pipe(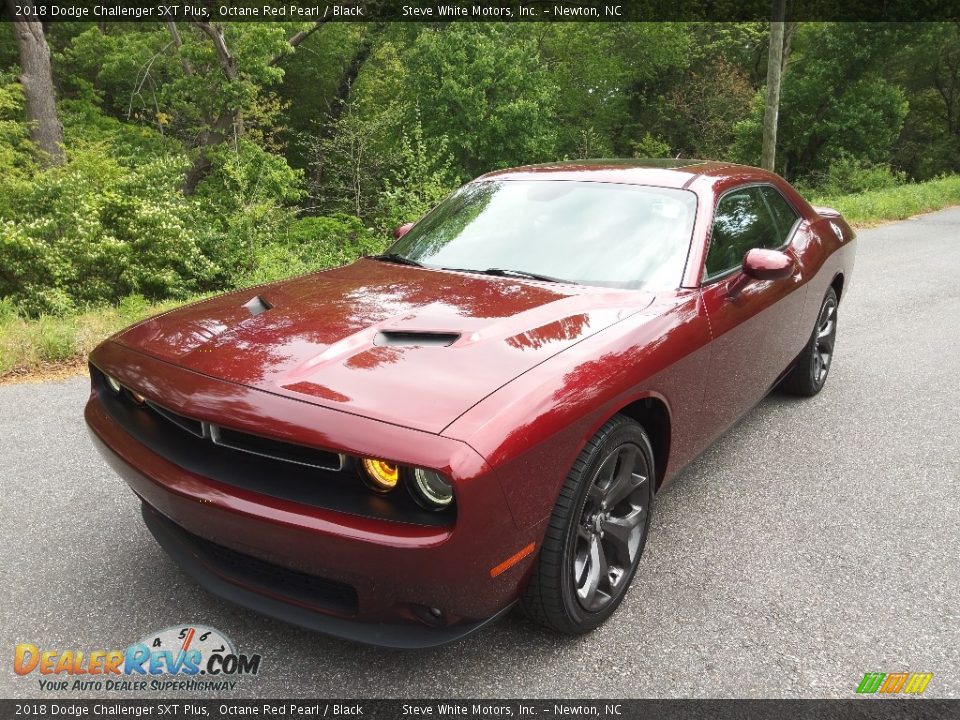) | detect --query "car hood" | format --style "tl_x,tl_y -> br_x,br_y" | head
116,259 -> 654,433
